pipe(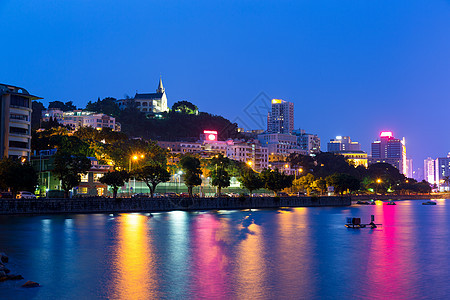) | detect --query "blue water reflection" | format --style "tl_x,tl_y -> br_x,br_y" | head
1,200 -> 450,299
